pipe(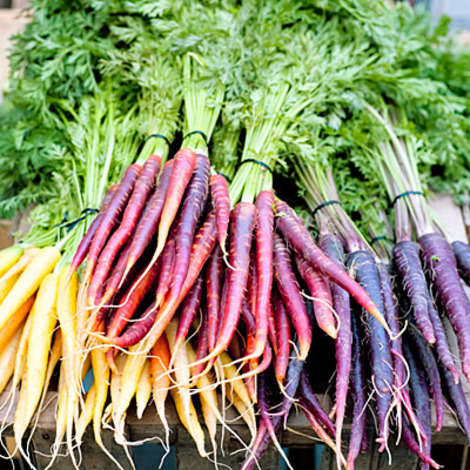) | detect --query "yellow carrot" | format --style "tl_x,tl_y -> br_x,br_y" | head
0,247 -> 60,332
0,273 -> 20,305
0,327 -> 22,394
76,384 -> 96,443
219,352 -> 252,408
0,245 -> 24,278
0,295 -> 34,353
136,360 -> 152,419
14,273 -> 58,444
0,247 -> 39,284
11,305 -> 34,388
